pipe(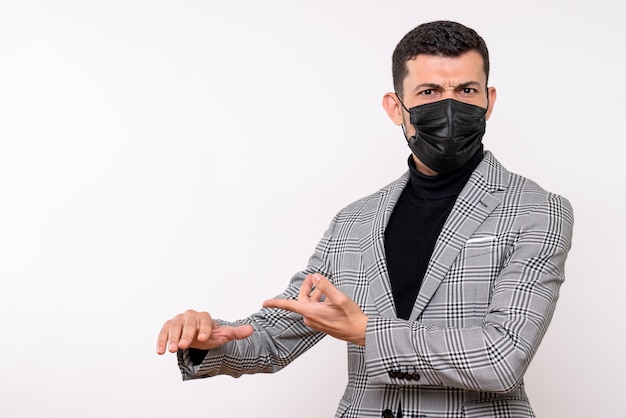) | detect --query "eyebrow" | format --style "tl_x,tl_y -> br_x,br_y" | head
412,81 -> 482,92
